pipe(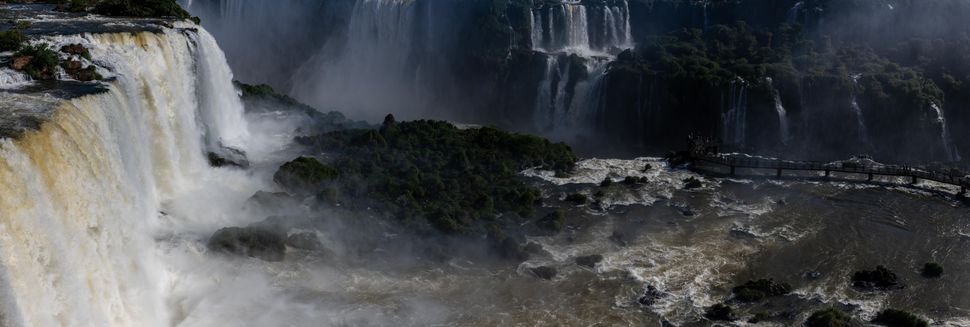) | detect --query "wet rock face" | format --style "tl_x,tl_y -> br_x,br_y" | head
286,232 -> 321,251
9,55 -> 32,70
531,266 -> 558,280
207,227 -> 286,262
575,254 -> 603,268
637,285 -> 667,306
